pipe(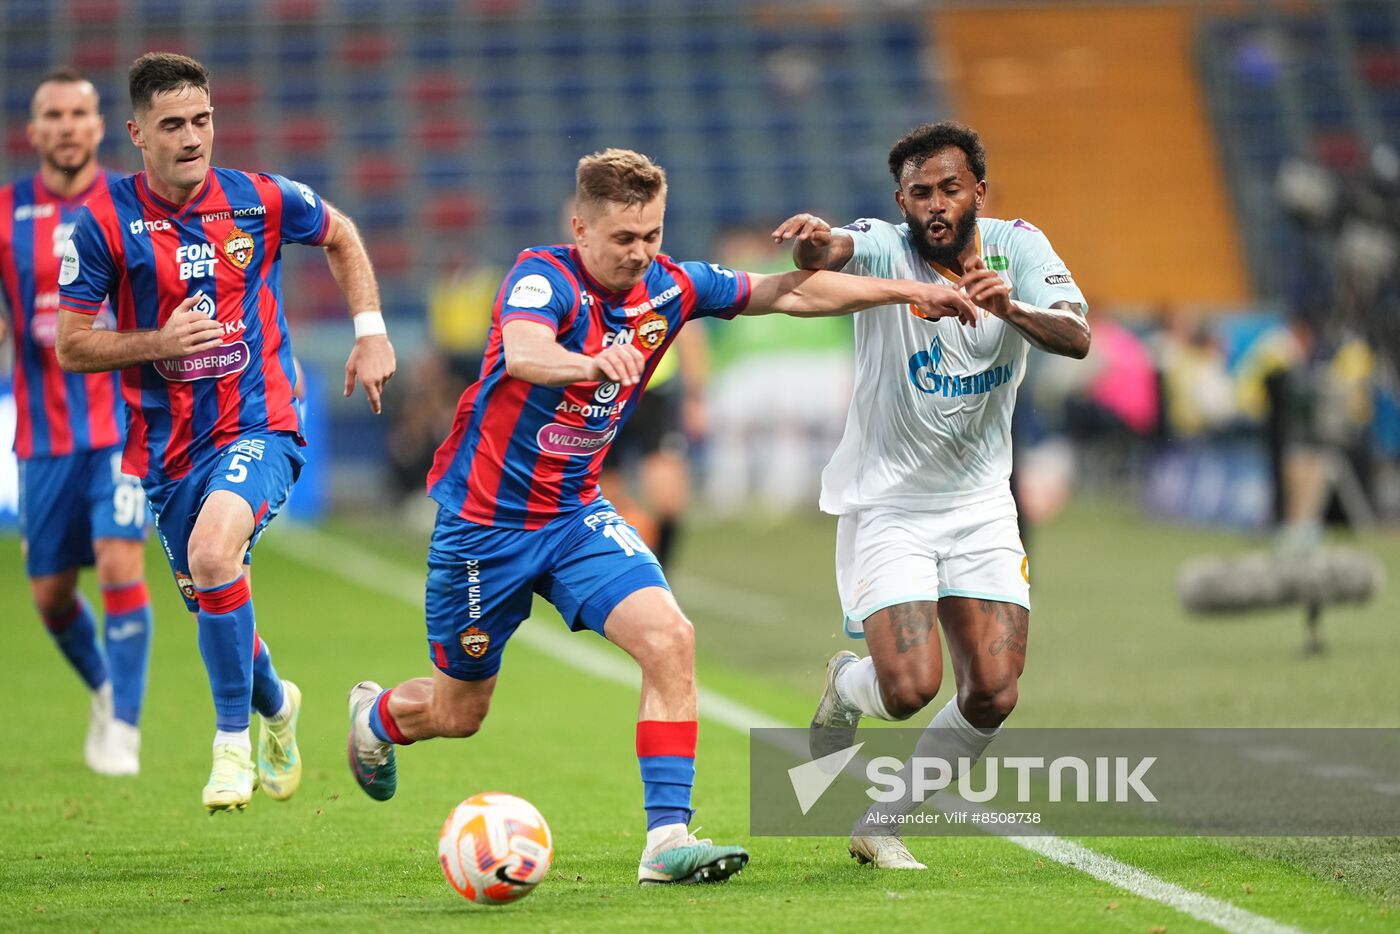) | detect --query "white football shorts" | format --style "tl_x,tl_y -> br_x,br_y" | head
835,490 -> 1030,638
